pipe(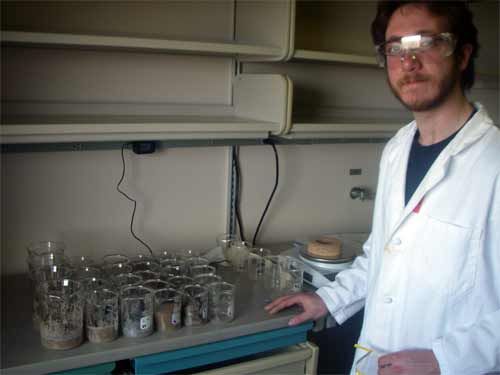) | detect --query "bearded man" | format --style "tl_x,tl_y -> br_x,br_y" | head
266,2 -> 500,374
